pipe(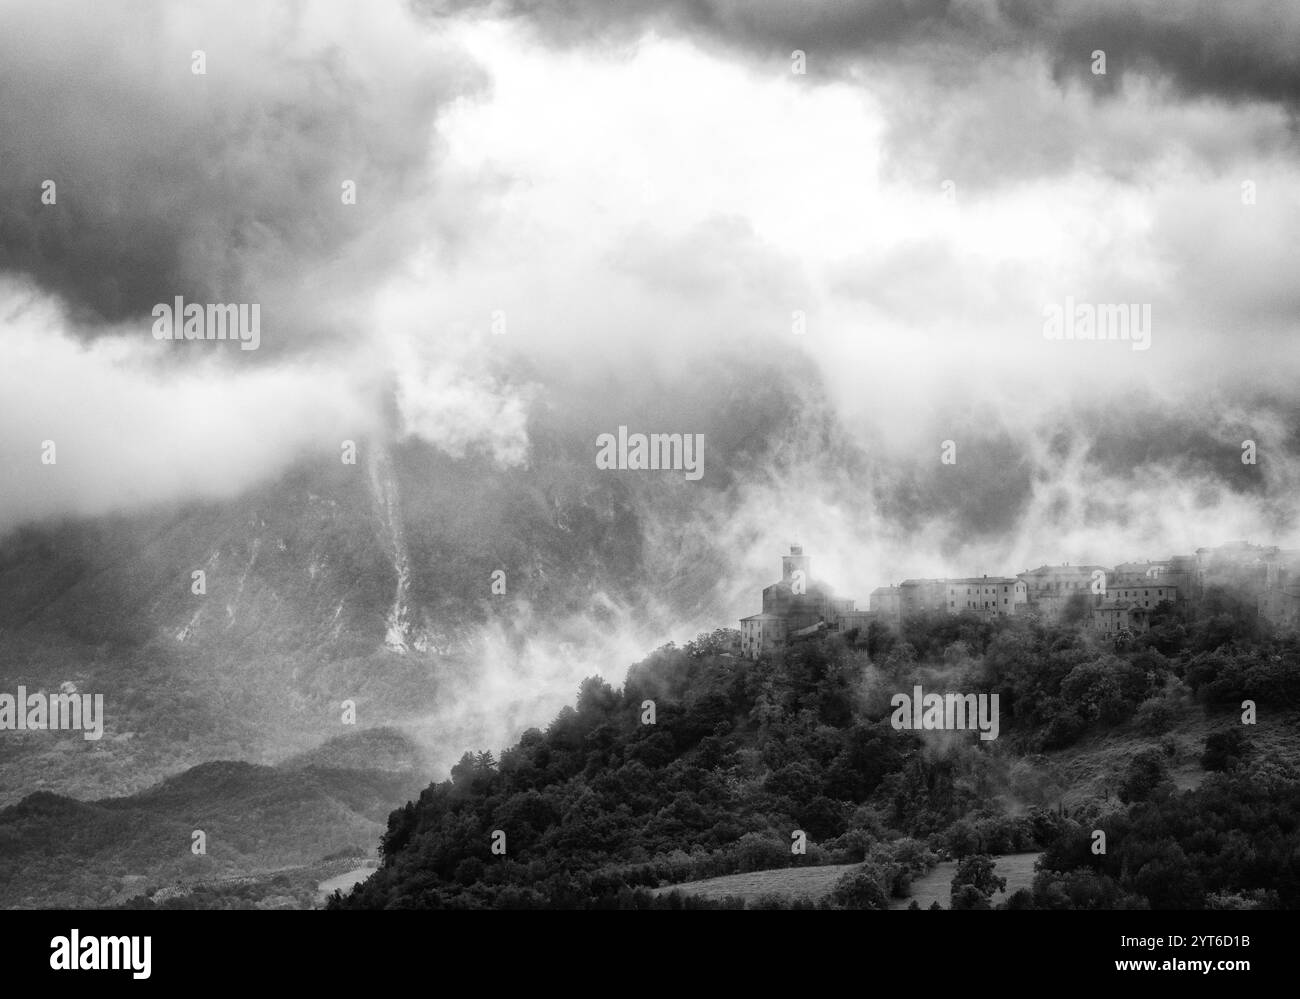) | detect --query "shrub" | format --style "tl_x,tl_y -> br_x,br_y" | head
1117,749 -> 1173,804
830,864 -> 891,910
1201,728 -> 1248,773
1134,698 -> 1174,736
